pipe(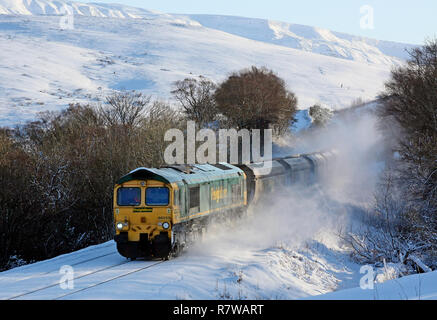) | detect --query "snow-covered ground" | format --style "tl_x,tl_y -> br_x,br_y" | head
3,232 -> 435,300
0,0 -> 412,126
0,191 -> 365,300
314,270 -> 437,300
0,238 -> 360,300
